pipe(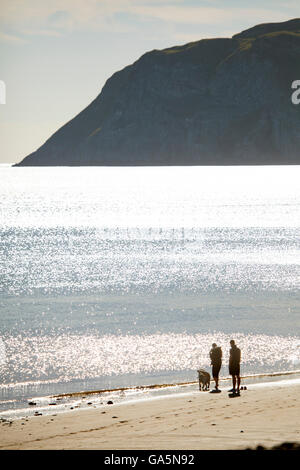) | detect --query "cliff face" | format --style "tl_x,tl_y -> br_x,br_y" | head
16,18 -> 300,166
